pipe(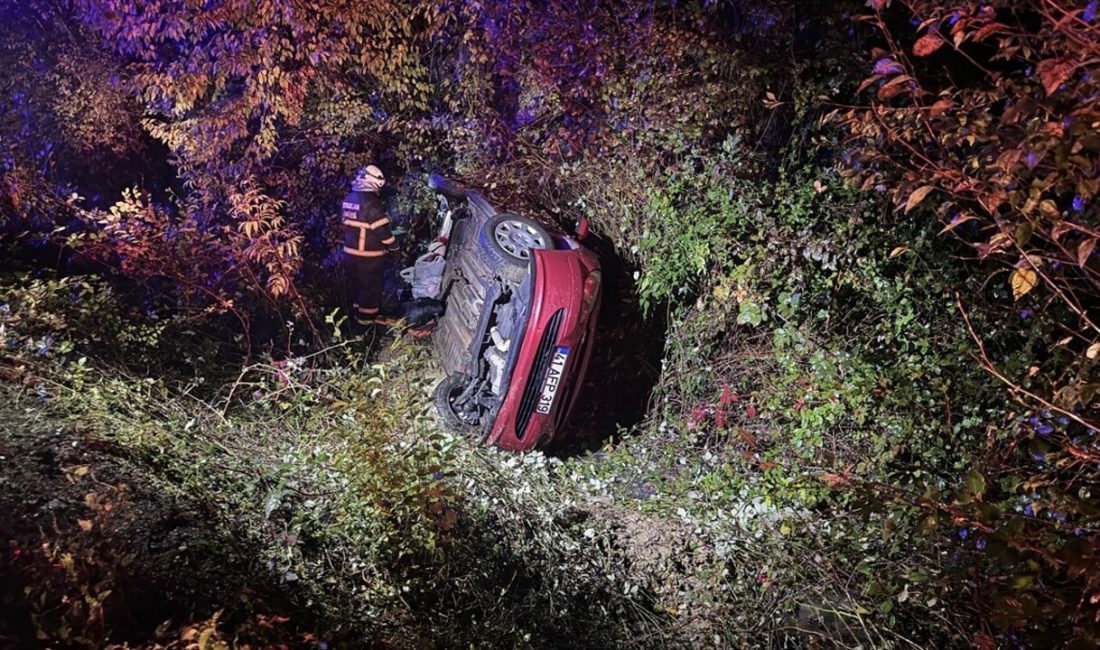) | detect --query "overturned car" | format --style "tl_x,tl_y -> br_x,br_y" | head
426,175 -> 601,451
